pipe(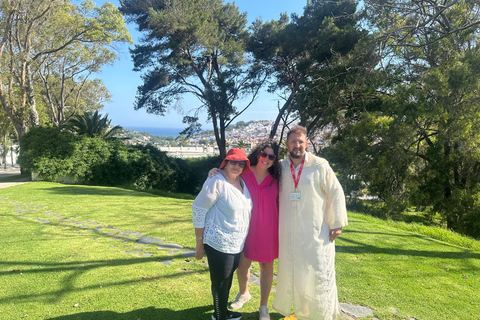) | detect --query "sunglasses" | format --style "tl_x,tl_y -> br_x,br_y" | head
228,160 -> 247,168
259,150 -> 276,161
